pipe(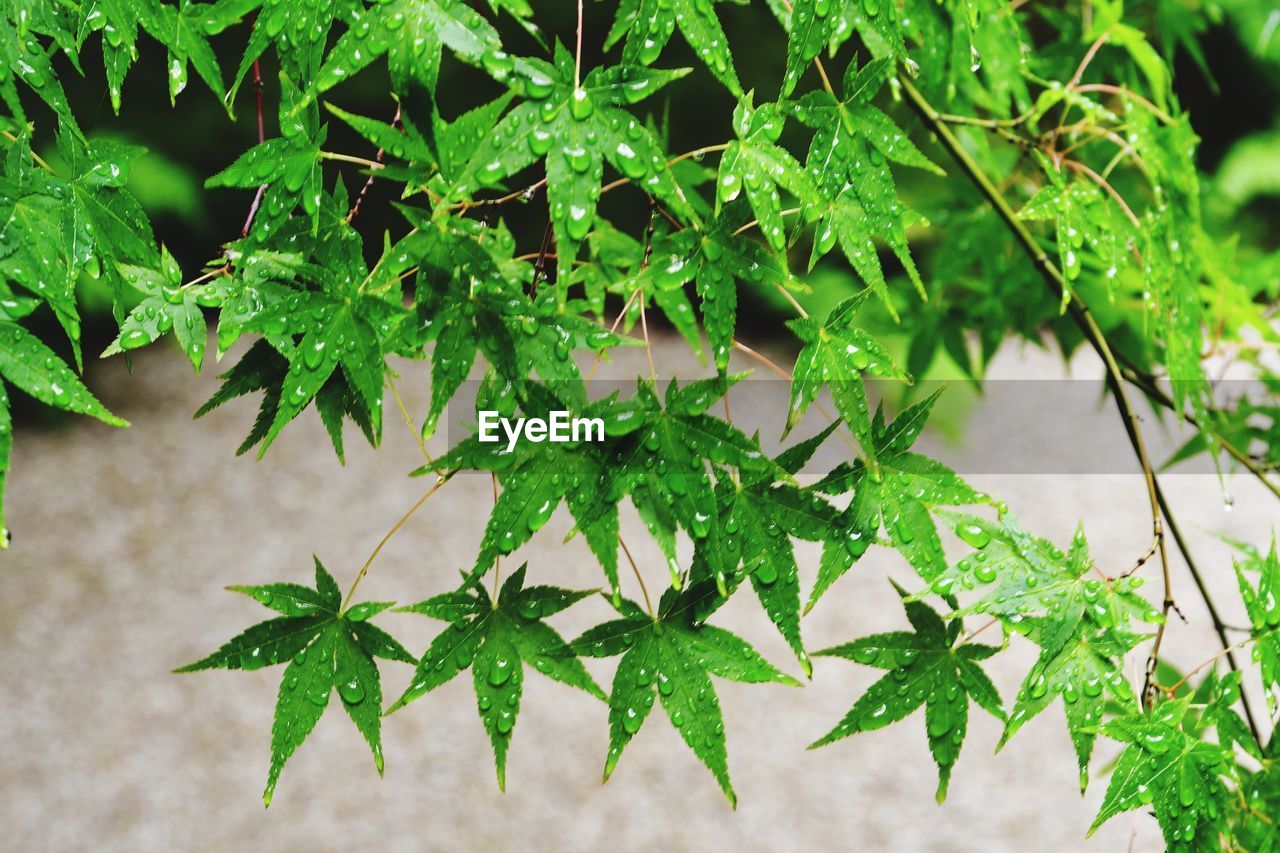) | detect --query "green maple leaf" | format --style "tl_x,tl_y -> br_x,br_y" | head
920,514 -> 1157,786
105,247 -> 209,371
785,289 -> 906,456
1089,698 -> 1232,850
458,46 -> 694,271
1235,537 -> 1280,702
0,13 -> 80,131
201,192 -> 404,456
1,130 -> 156,364
573,585 -> 800,805
1019,155 -> 1133,305
926,514 -> 1164,658
314,0 -> 506,104
707,421 -> 842,673
389,564 -> 604,789
403,213 -> 634,437
419,384 -> 622,595
1002,620 -> 1143,790
716,98 -> 818,255
788,57 -> 941,317
810,583 -> 1004,802
176,557 -> 414,806
595,375 -> 784,595
807,389 -> 984,607
781,0 -> 908,97
631,207 -> 792,371
607,0 -> 743,96
140,0 -> 237,106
